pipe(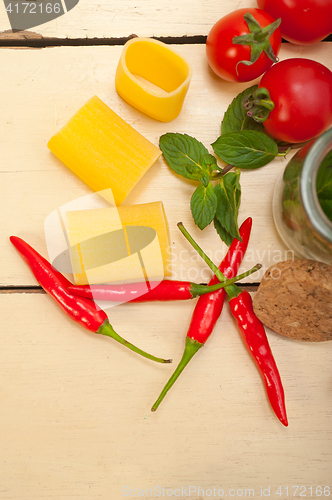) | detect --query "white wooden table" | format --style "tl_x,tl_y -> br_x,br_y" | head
1,2 -> 332,499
